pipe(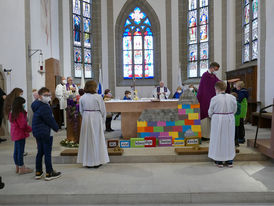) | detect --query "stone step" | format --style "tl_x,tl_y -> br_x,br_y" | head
1,192 -> 274,205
